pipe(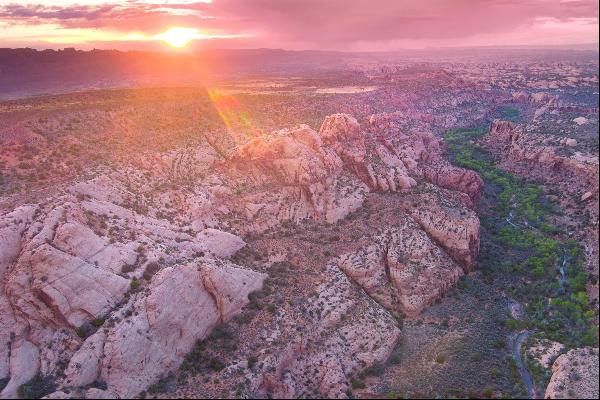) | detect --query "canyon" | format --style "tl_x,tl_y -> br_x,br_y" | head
0,47 -> 598,399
